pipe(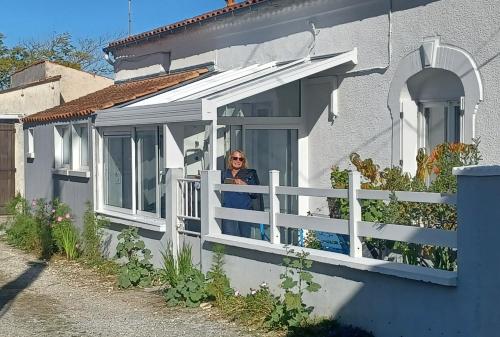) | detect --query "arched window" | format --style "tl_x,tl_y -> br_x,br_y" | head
388,38 -> 483,174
